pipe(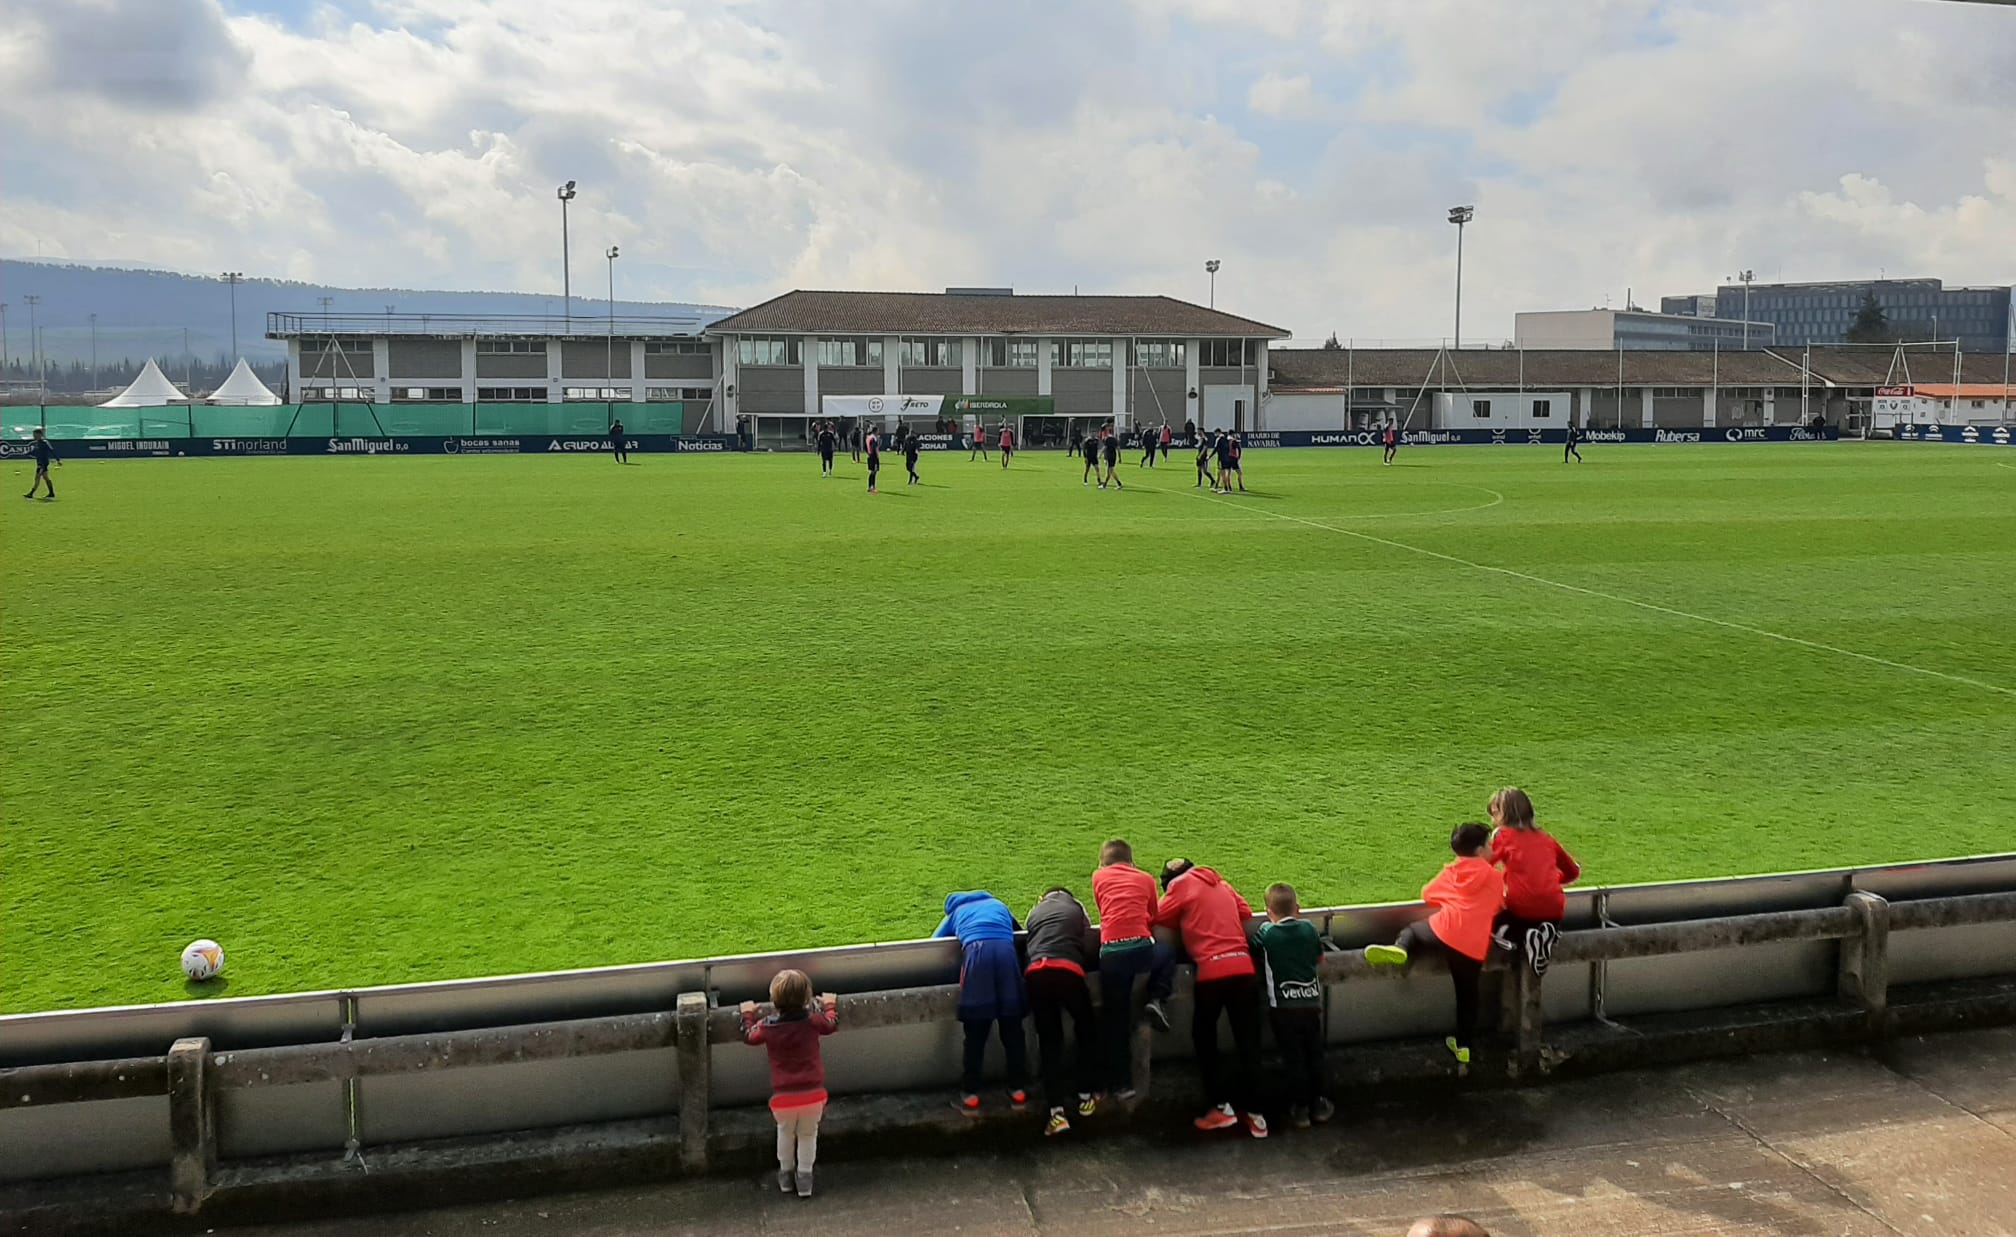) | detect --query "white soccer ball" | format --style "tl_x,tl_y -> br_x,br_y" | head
181,939 -> 225,982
